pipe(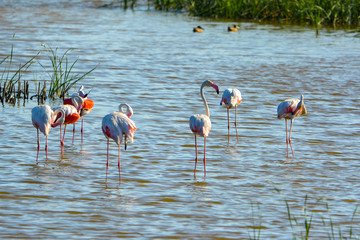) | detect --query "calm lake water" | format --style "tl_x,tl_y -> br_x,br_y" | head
1,0 -> 359,239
